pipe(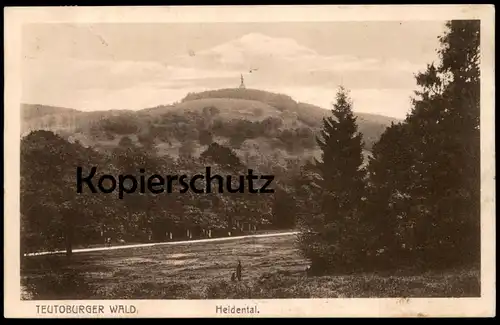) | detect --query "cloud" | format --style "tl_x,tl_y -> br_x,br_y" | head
197,33 -> 318,61
22,32 -> 424,118
175,33 -> 423,76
